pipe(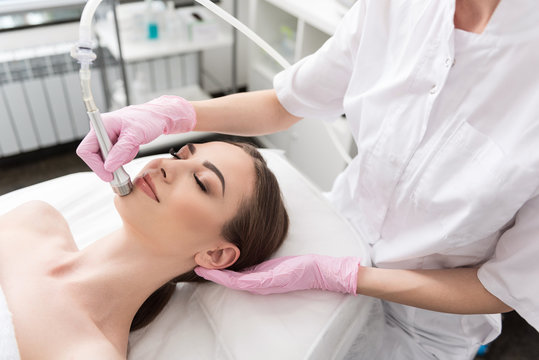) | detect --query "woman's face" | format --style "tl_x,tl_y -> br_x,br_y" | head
115,141 -> 255,258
